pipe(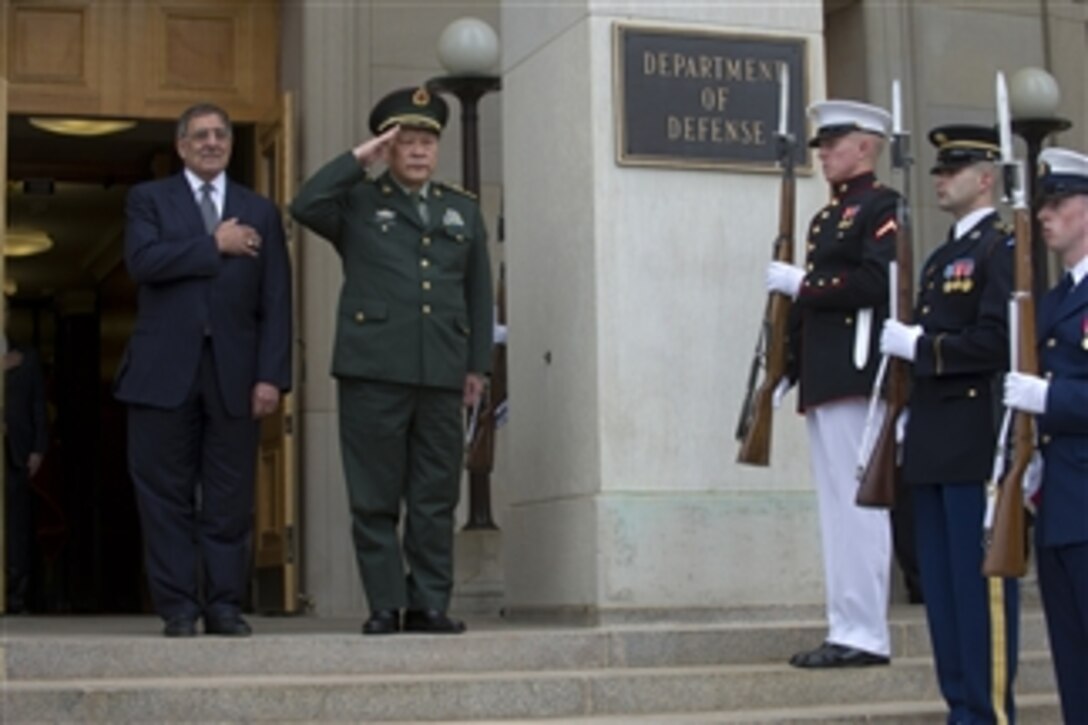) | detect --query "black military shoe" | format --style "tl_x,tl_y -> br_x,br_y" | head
403,609 -> 465,634
162,616 -> 198,638
790,641 -> 889,668
362,609 -> 401,635
204,614 -> 252,637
